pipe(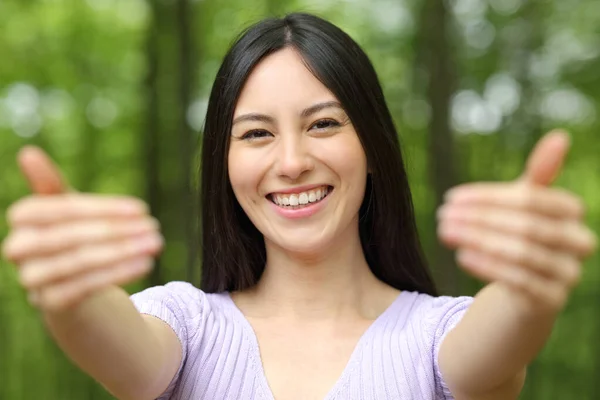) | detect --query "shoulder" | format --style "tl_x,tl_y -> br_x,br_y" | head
129,283 -> 250,399
401,291 -> 473,333
392,291 -> 473,351
372,290 -> 473,350
129,281 -> 235,334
